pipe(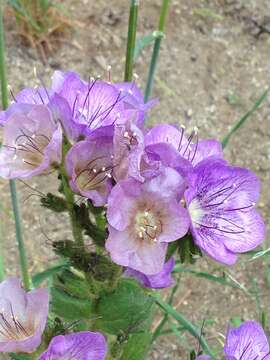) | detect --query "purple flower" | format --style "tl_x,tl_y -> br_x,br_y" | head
114,81 -> 157,127
106,168 -> 190,274
185,160 -> 266,265
0,104 -> 62,179
224,321 -> 270,359
0,278 -> 49,353
112,119 -> 145,182
65,133 -> 113,206
196,356 -> 212,360
144,124 -> 223,168
39,331 -> 107,360
124,257 -> 175,289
